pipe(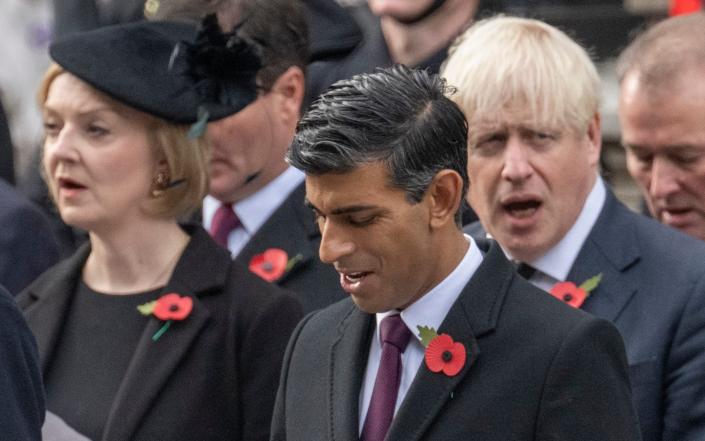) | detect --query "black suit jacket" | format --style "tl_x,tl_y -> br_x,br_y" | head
233,183 -> 345,313
18,225 -> 303,441
272,239 -> 641,440
465,191 -> 705,441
